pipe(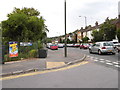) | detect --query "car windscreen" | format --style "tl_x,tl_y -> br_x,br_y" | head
83,43 -> 89,45
51,44 -> 57,46
103,42 -> 113,46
